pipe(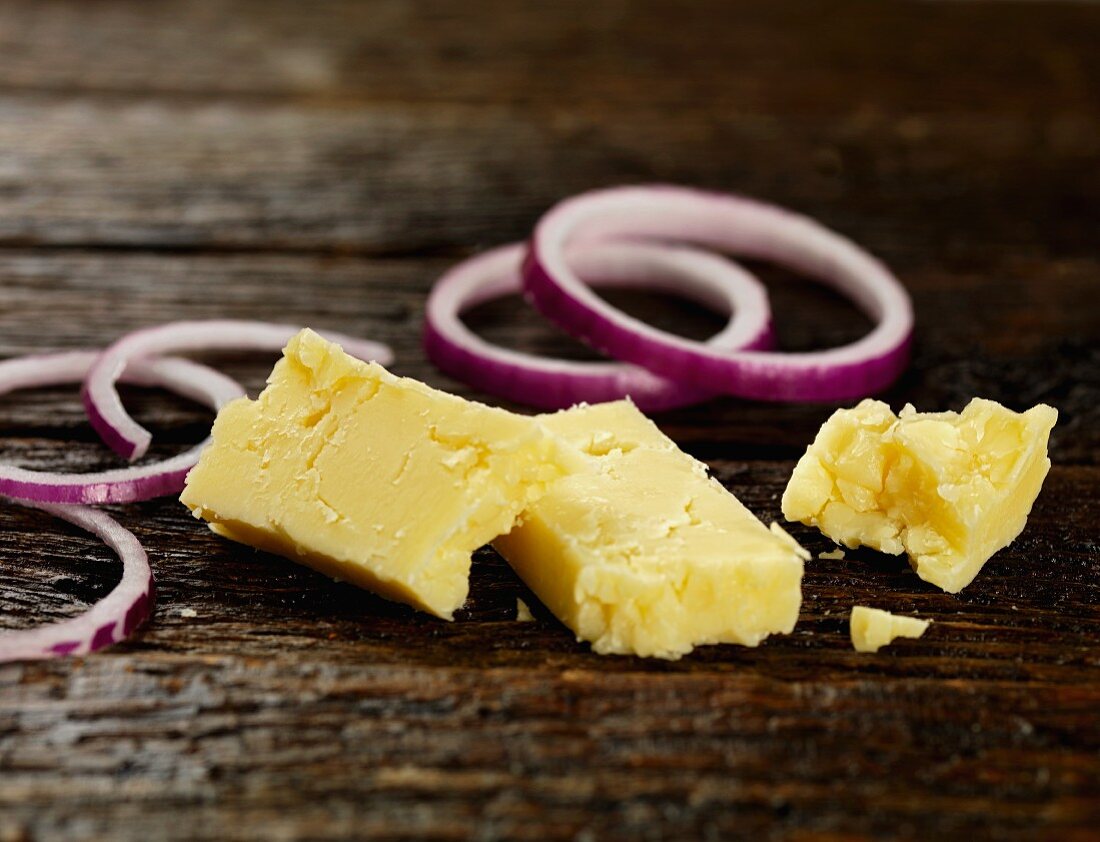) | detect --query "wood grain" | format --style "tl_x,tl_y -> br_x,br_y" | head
0,0 -> 1095,116
0,97 -> 1093,257
1,465 -> 1098,841
0,1 -> 1097,839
